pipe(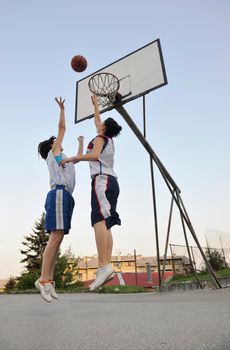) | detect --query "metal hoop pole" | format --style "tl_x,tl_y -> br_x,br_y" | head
162,195 -> 174,282
142,96 -> 161,290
